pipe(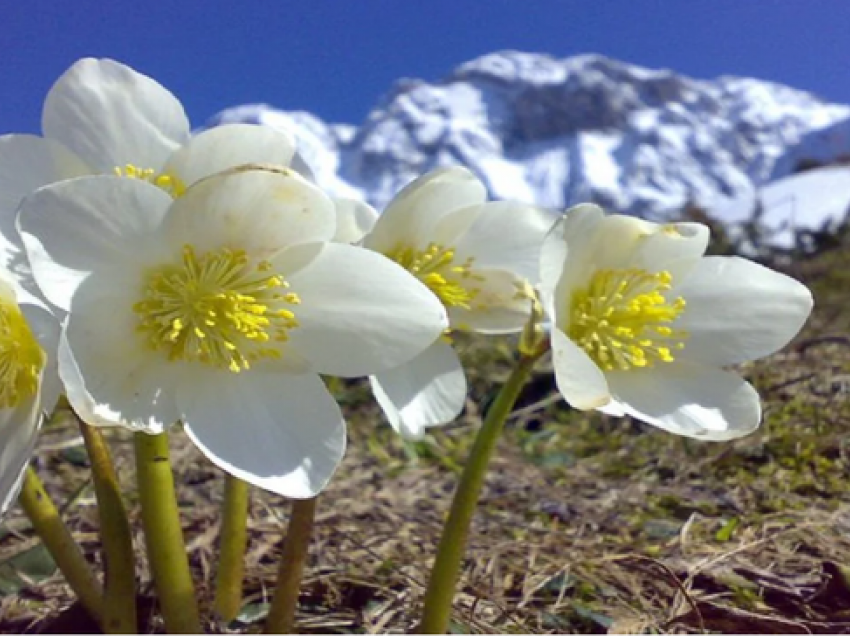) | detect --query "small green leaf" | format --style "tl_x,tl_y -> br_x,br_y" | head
233,602 -> 269,625
715,516 -> 740,542
60,445 -> 90,467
